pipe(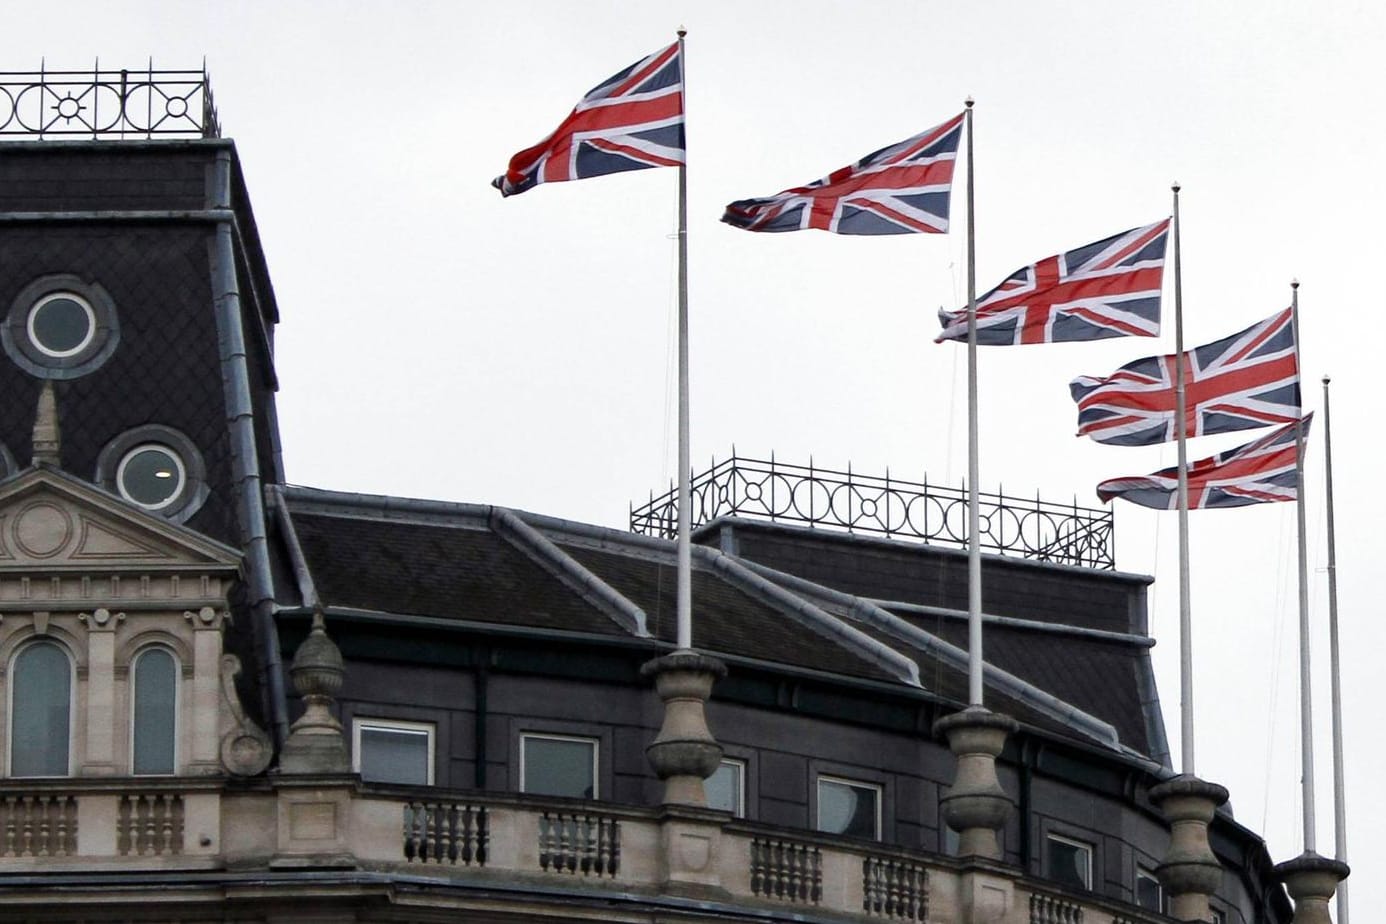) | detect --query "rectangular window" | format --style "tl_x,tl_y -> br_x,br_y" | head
352,718 -> 434,785
521,733 -> 597,799
1210,909 -> 1227,924
816,776 -> 881,840
706,759 -> 745,816
1136,867 -> 1163,911
1045,834 -> 1093,891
